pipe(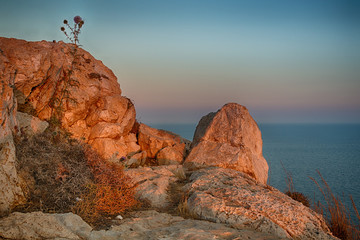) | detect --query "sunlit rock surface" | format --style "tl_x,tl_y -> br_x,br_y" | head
185,103 -> 269,184
138,123 -> 188,164
0,210 -> 281,240
184,167 -> 336,240
125,165 -> 185,209
0,37 -> 137,159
